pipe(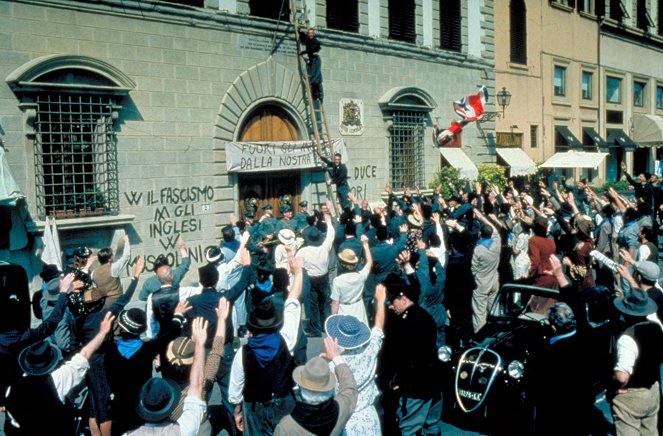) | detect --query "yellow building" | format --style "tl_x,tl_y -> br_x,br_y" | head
495,0 -> 663,184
